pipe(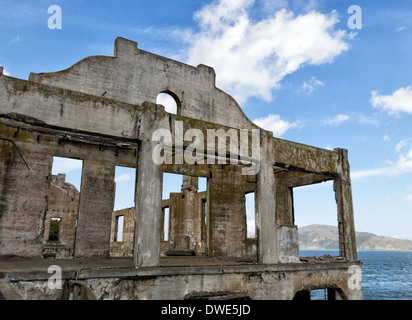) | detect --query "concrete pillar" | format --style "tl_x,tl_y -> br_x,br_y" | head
133,137 -> 163,267
207,166 -> 246,258
255,131 -> 278,264
334,148 -> 357,261
275,172 -> 299,263
181,175 -> 198,192
167,190 -> 200,255
275,172 -> 294,226
75,160 -> 115,257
